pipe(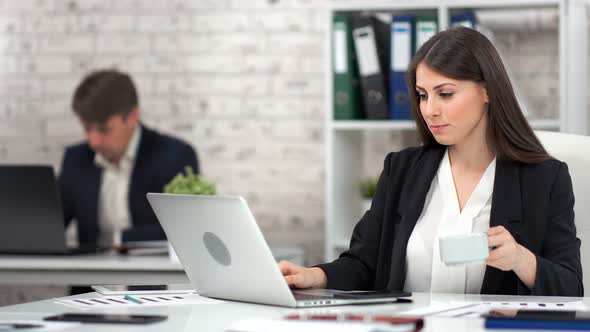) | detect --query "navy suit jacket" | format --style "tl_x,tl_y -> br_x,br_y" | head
318,145 -> 583,296
58,124 -> 199,245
